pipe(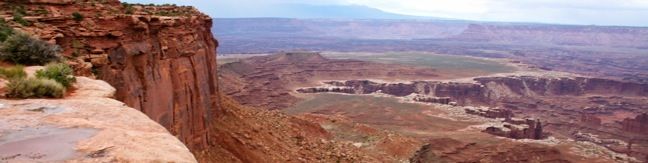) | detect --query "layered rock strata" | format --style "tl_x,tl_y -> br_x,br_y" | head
298,76 -> 648,106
